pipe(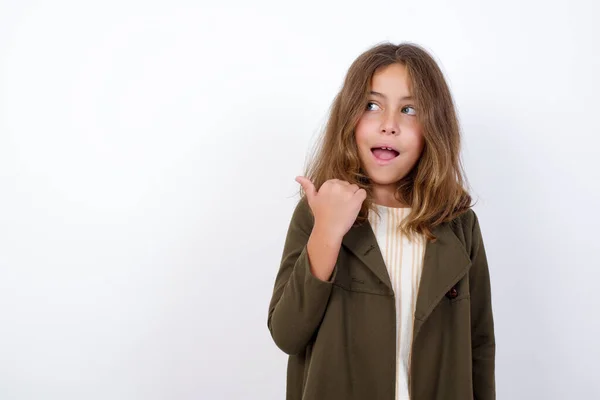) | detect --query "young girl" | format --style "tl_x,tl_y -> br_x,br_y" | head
267,42 -> 495,400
